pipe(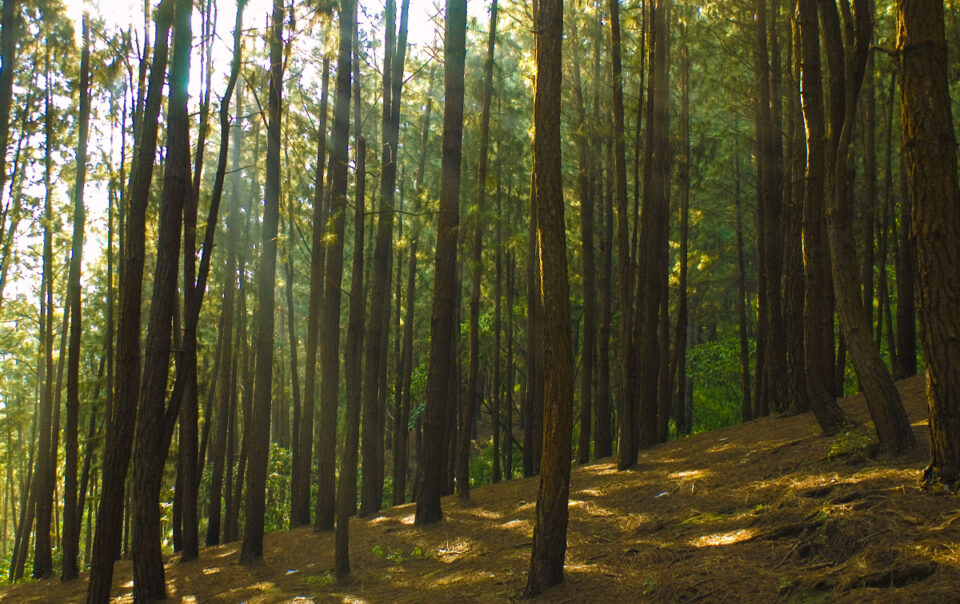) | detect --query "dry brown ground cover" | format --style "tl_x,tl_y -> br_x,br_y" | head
3,376 -> 960,603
